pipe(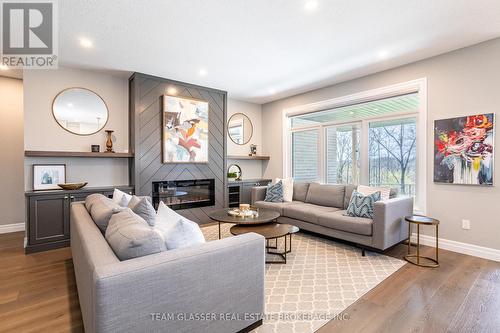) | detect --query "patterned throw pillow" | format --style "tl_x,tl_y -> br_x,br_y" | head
264,180 -> 284,202
346,190 -> 381,219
